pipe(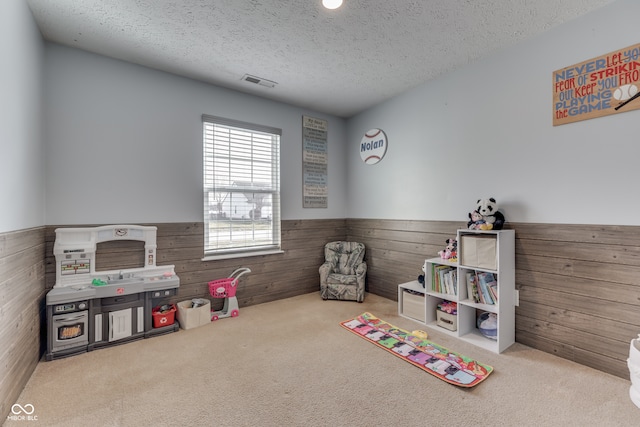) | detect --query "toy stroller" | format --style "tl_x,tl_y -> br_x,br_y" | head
208,267 -> 251,321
